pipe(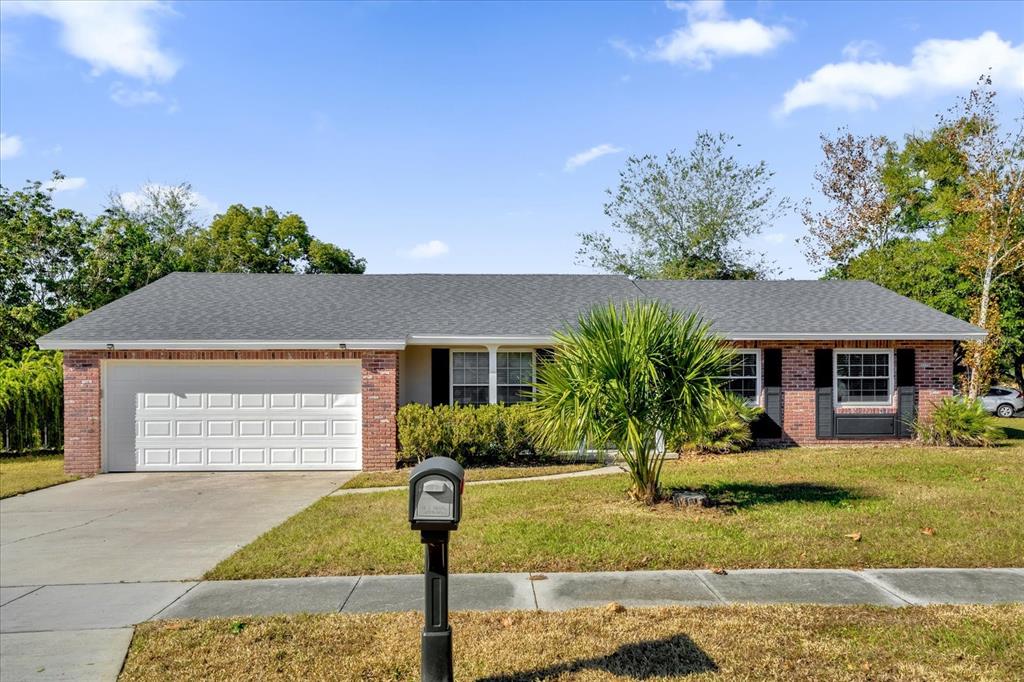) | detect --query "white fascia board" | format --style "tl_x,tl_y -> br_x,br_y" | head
35,339 -> 407,351
406,335 -> 555,346
723,332 -> 987,341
